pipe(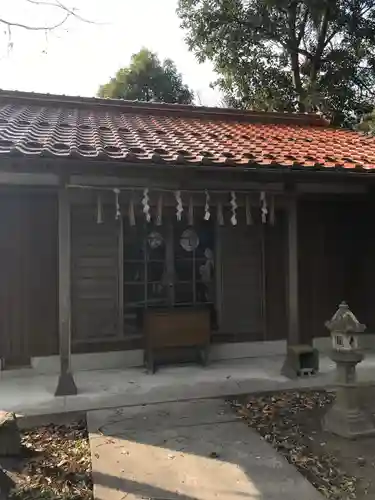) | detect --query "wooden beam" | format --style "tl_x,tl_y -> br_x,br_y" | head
287,196 -> 299,345
296,182 -> 367,194
0,172 -> 59,185
55,187 -> 77,396
70,174 -> 285,193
